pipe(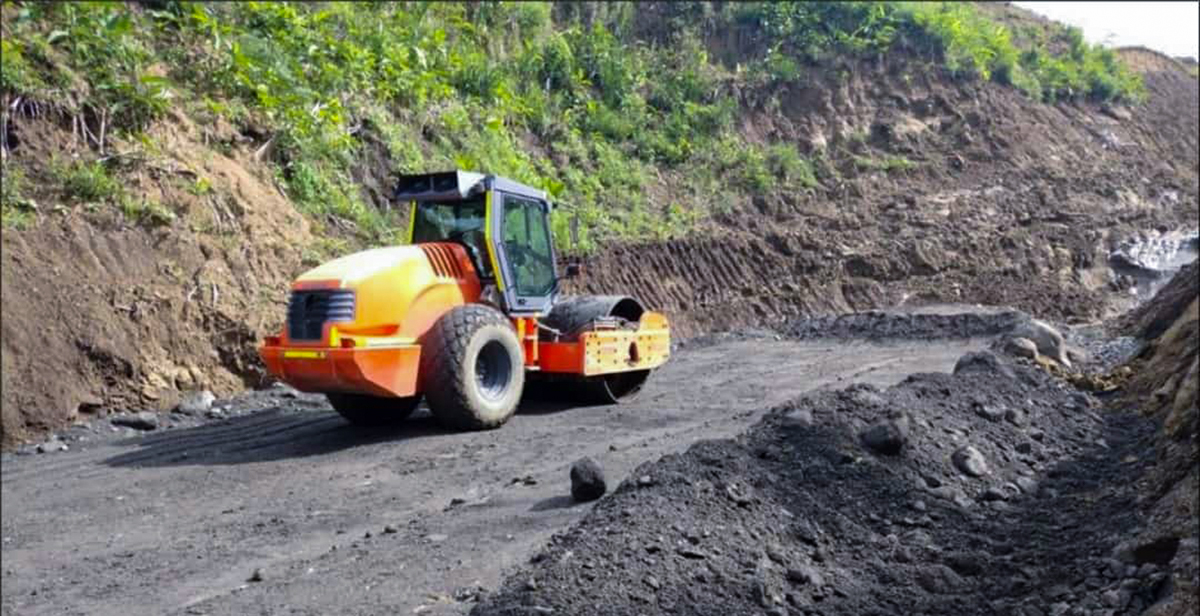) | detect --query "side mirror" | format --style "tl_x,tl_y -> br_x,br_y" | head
564,262 -> 582,278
